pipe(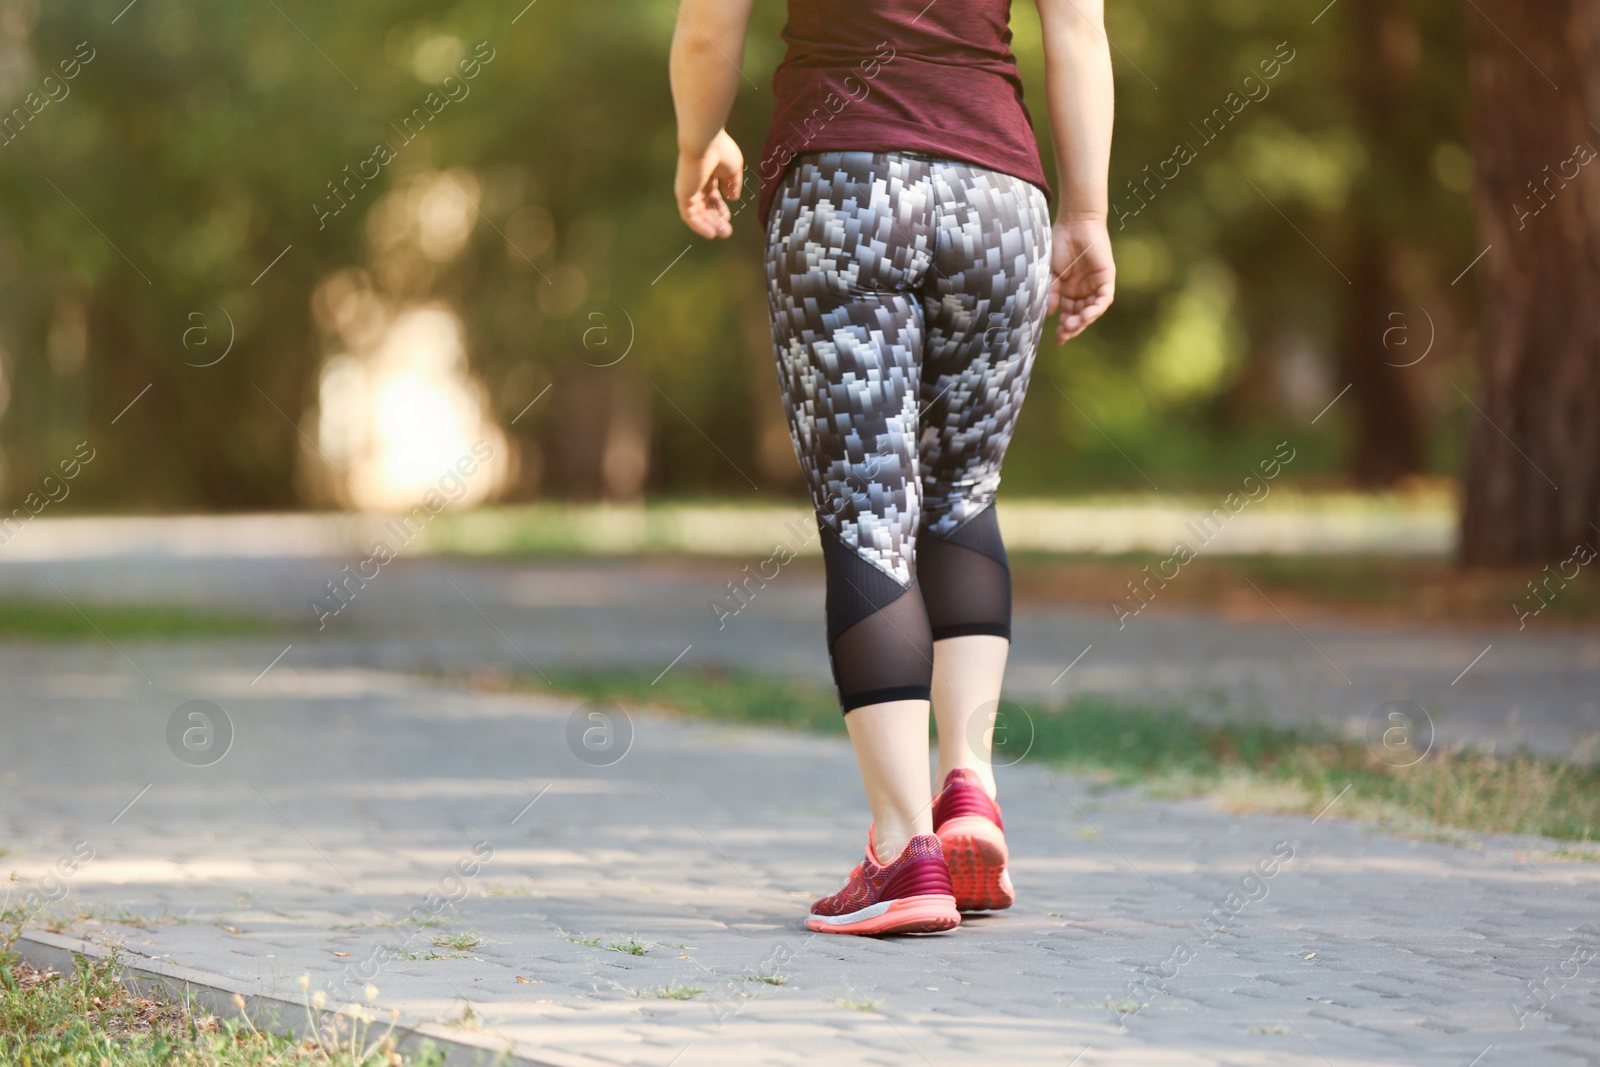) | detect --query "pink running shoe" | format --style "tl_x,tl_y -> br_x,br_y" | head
806,832 -> 961,935
933,769 -> 1014,912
